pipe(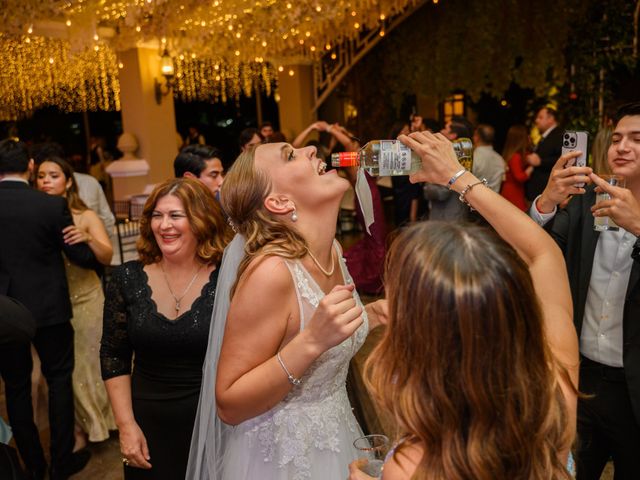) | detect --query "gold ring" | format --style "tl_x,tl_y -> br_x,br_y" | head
122,457 -> 130,466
